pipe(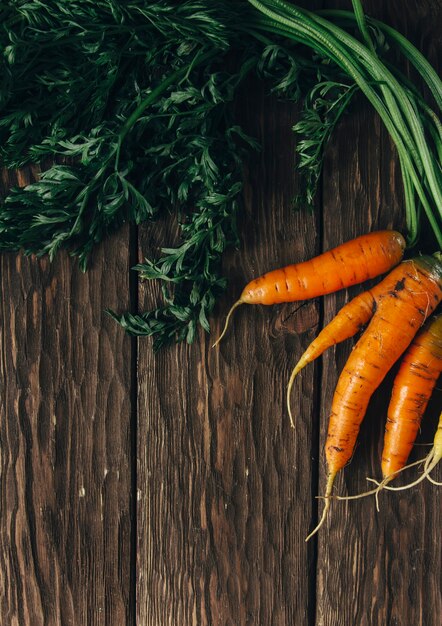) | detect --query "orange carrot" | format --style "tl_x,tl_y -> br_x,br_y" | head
335,312 -> 442,506
370,411 -> 442,493
287,257 -> 439,427
213,230 -> 405,346
306,254 -> 442,540
287,277 -> 397,426
381,313 -> 442,480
